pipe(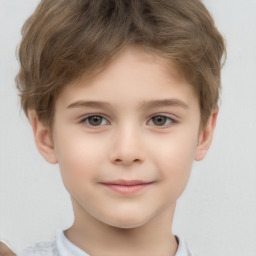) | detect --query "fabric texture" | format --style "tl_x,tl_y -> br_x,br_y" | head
18,229 -> 195,256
